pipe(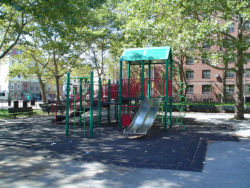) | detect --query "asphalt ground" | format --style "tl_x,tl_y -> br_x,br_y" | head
0,112 -> 249,188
